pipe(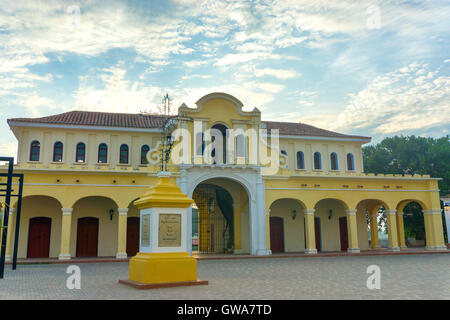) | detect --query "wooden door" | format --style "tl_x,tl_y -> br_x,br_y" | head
270,217 -> 284,253
27,217 -> 51,258
126,217 -> 140,256
339,217 -> 349,251
314,217 -> 321,252
76,217 -> 99,257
